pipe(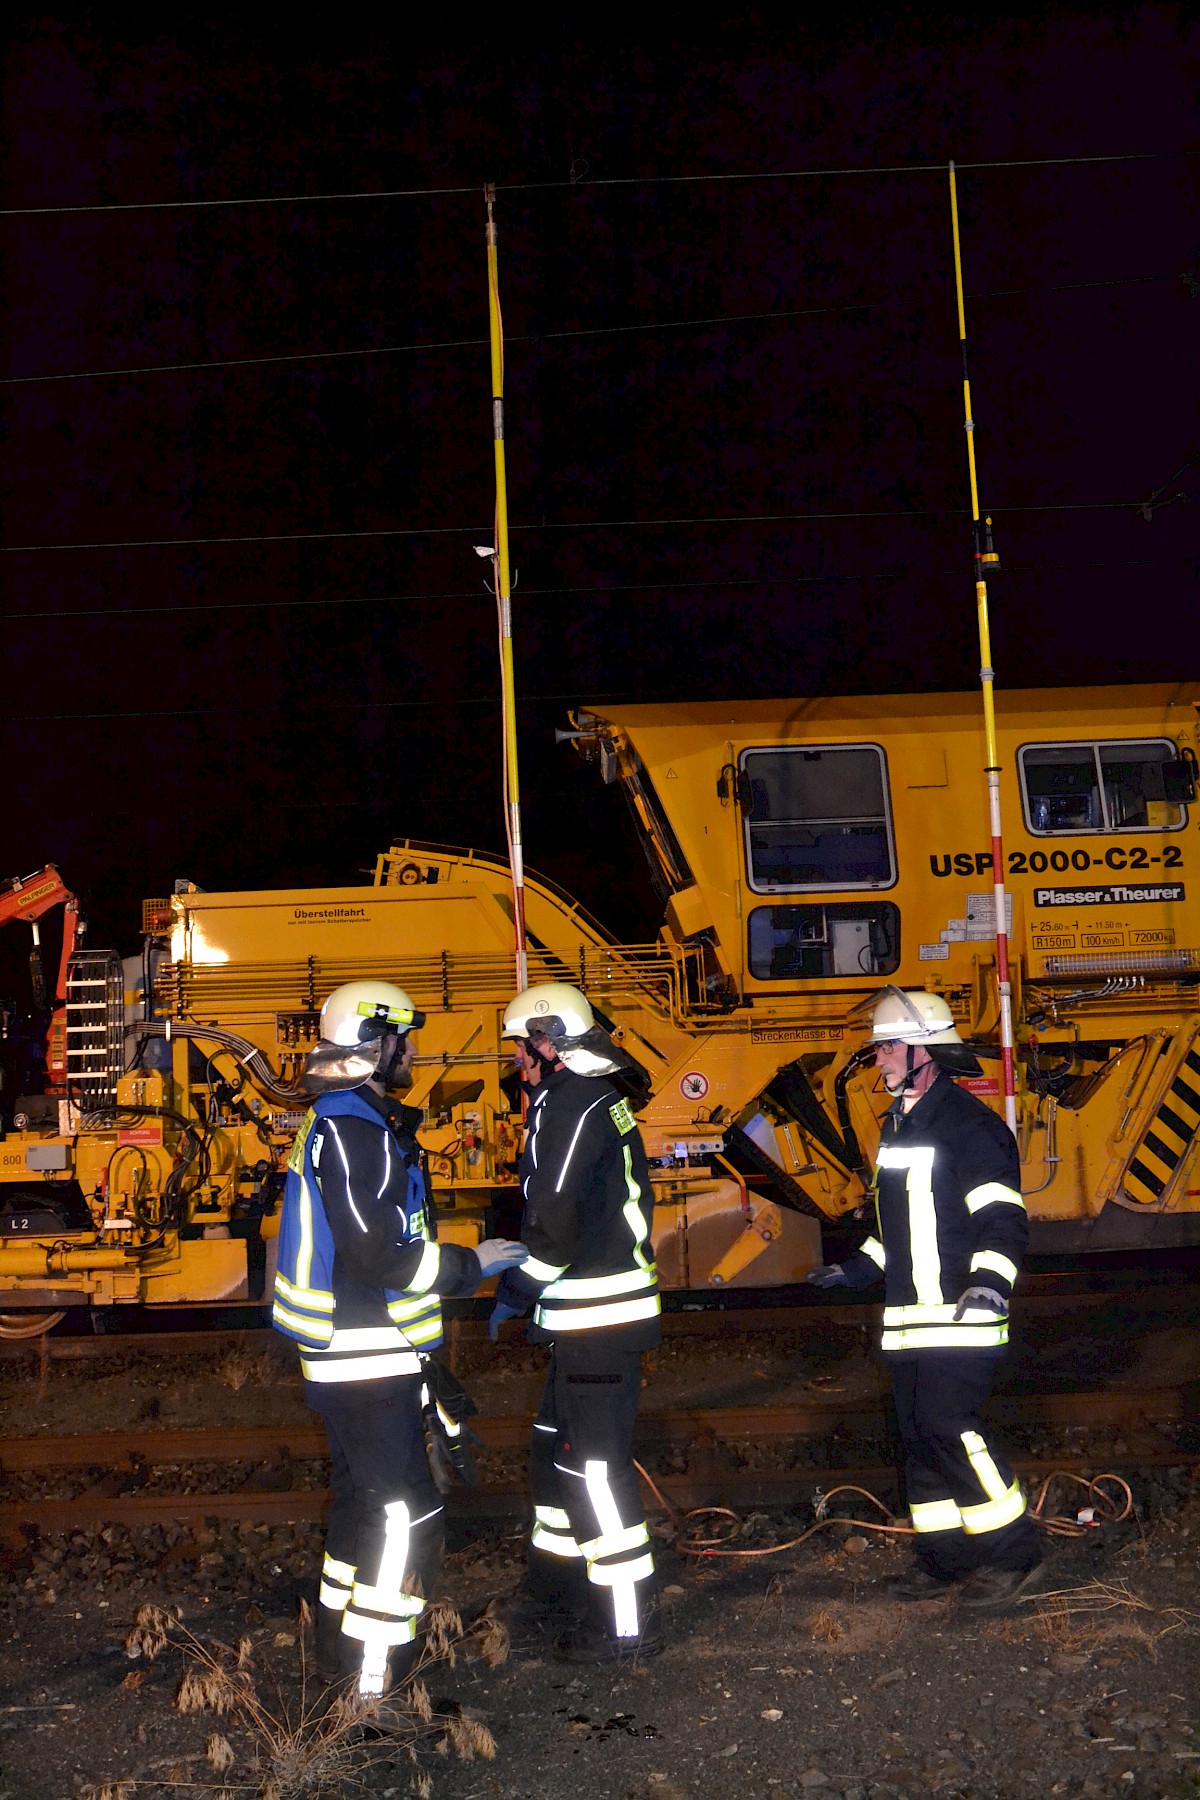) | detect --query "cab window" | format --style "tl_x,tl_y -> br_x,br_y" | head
1019,740 -> 1188,834
739,744 -> 896,892
749,902 -> 901,979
